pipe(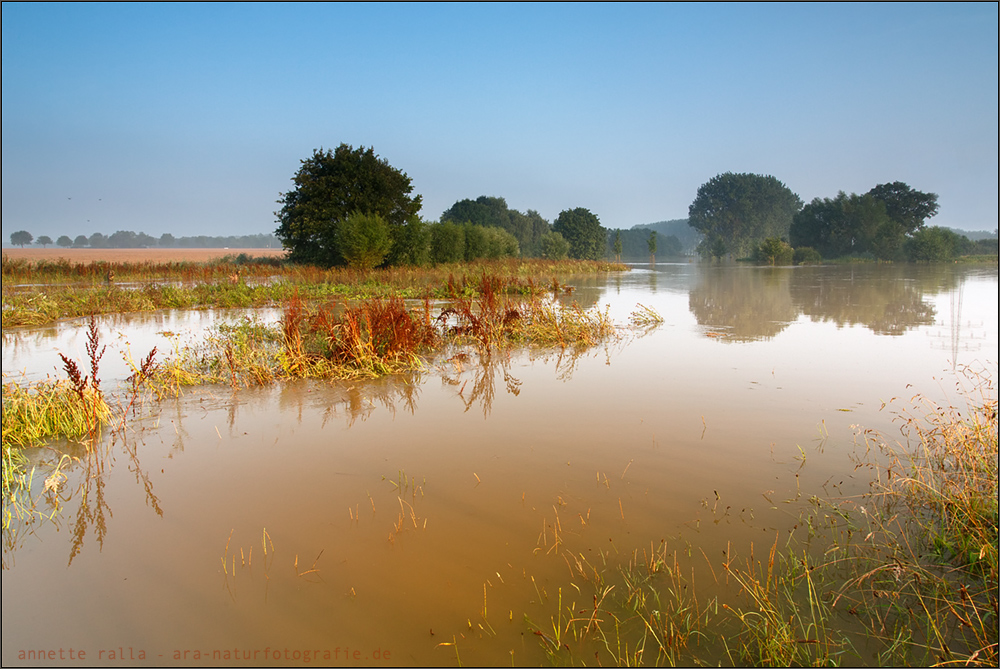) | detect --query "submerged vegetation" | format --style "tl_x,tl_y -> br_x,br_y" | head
154,277 -> 623,388
517,366 -> 998,666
